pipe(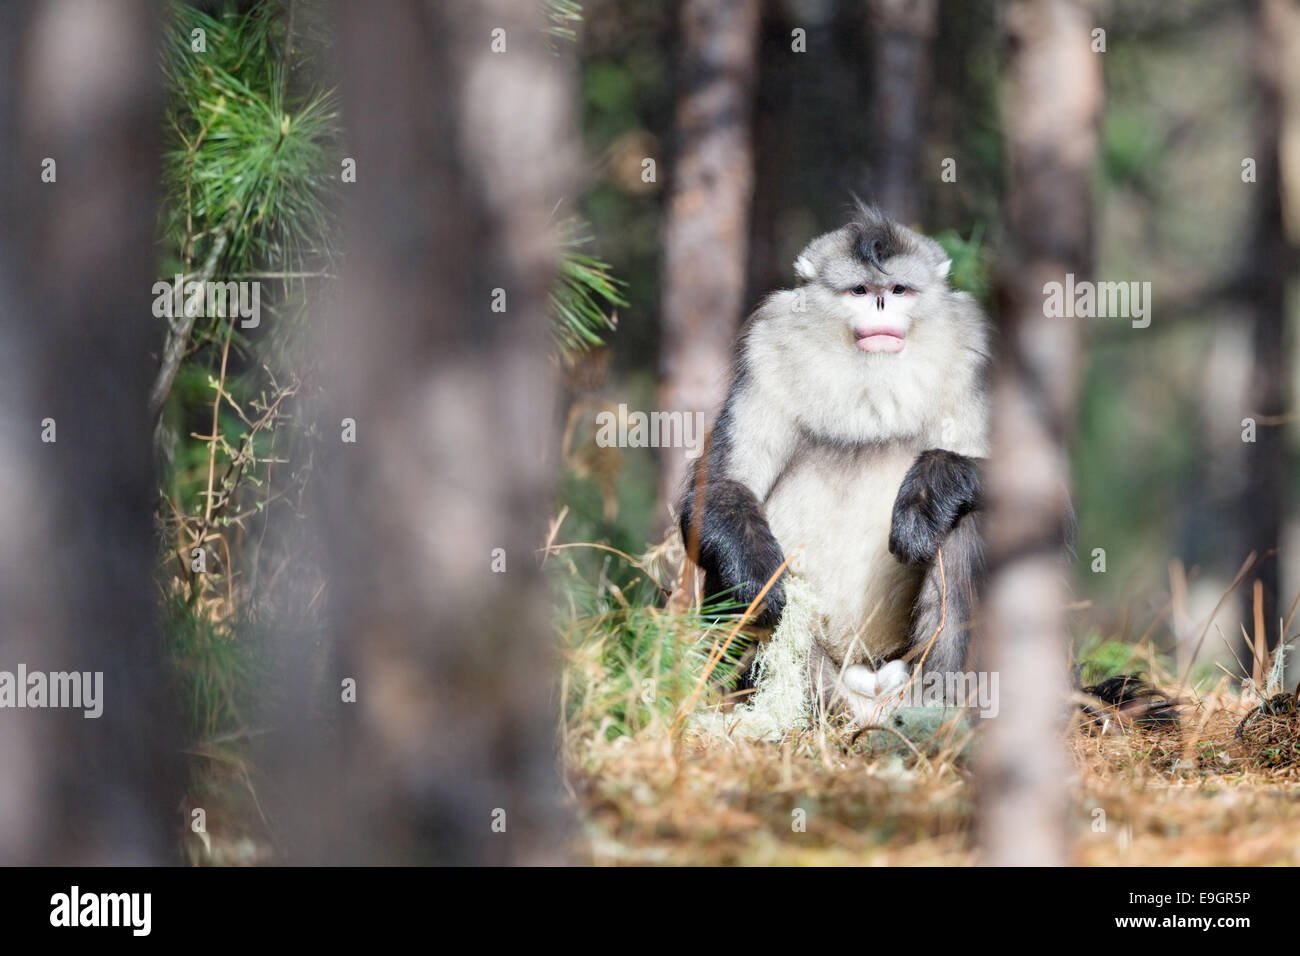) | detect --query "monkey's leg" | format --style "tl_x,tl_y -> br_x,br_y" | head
679,476 -> 787,628
905,511 -> 984,699
888,449 -> 985,704
807,639 -> 839,716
